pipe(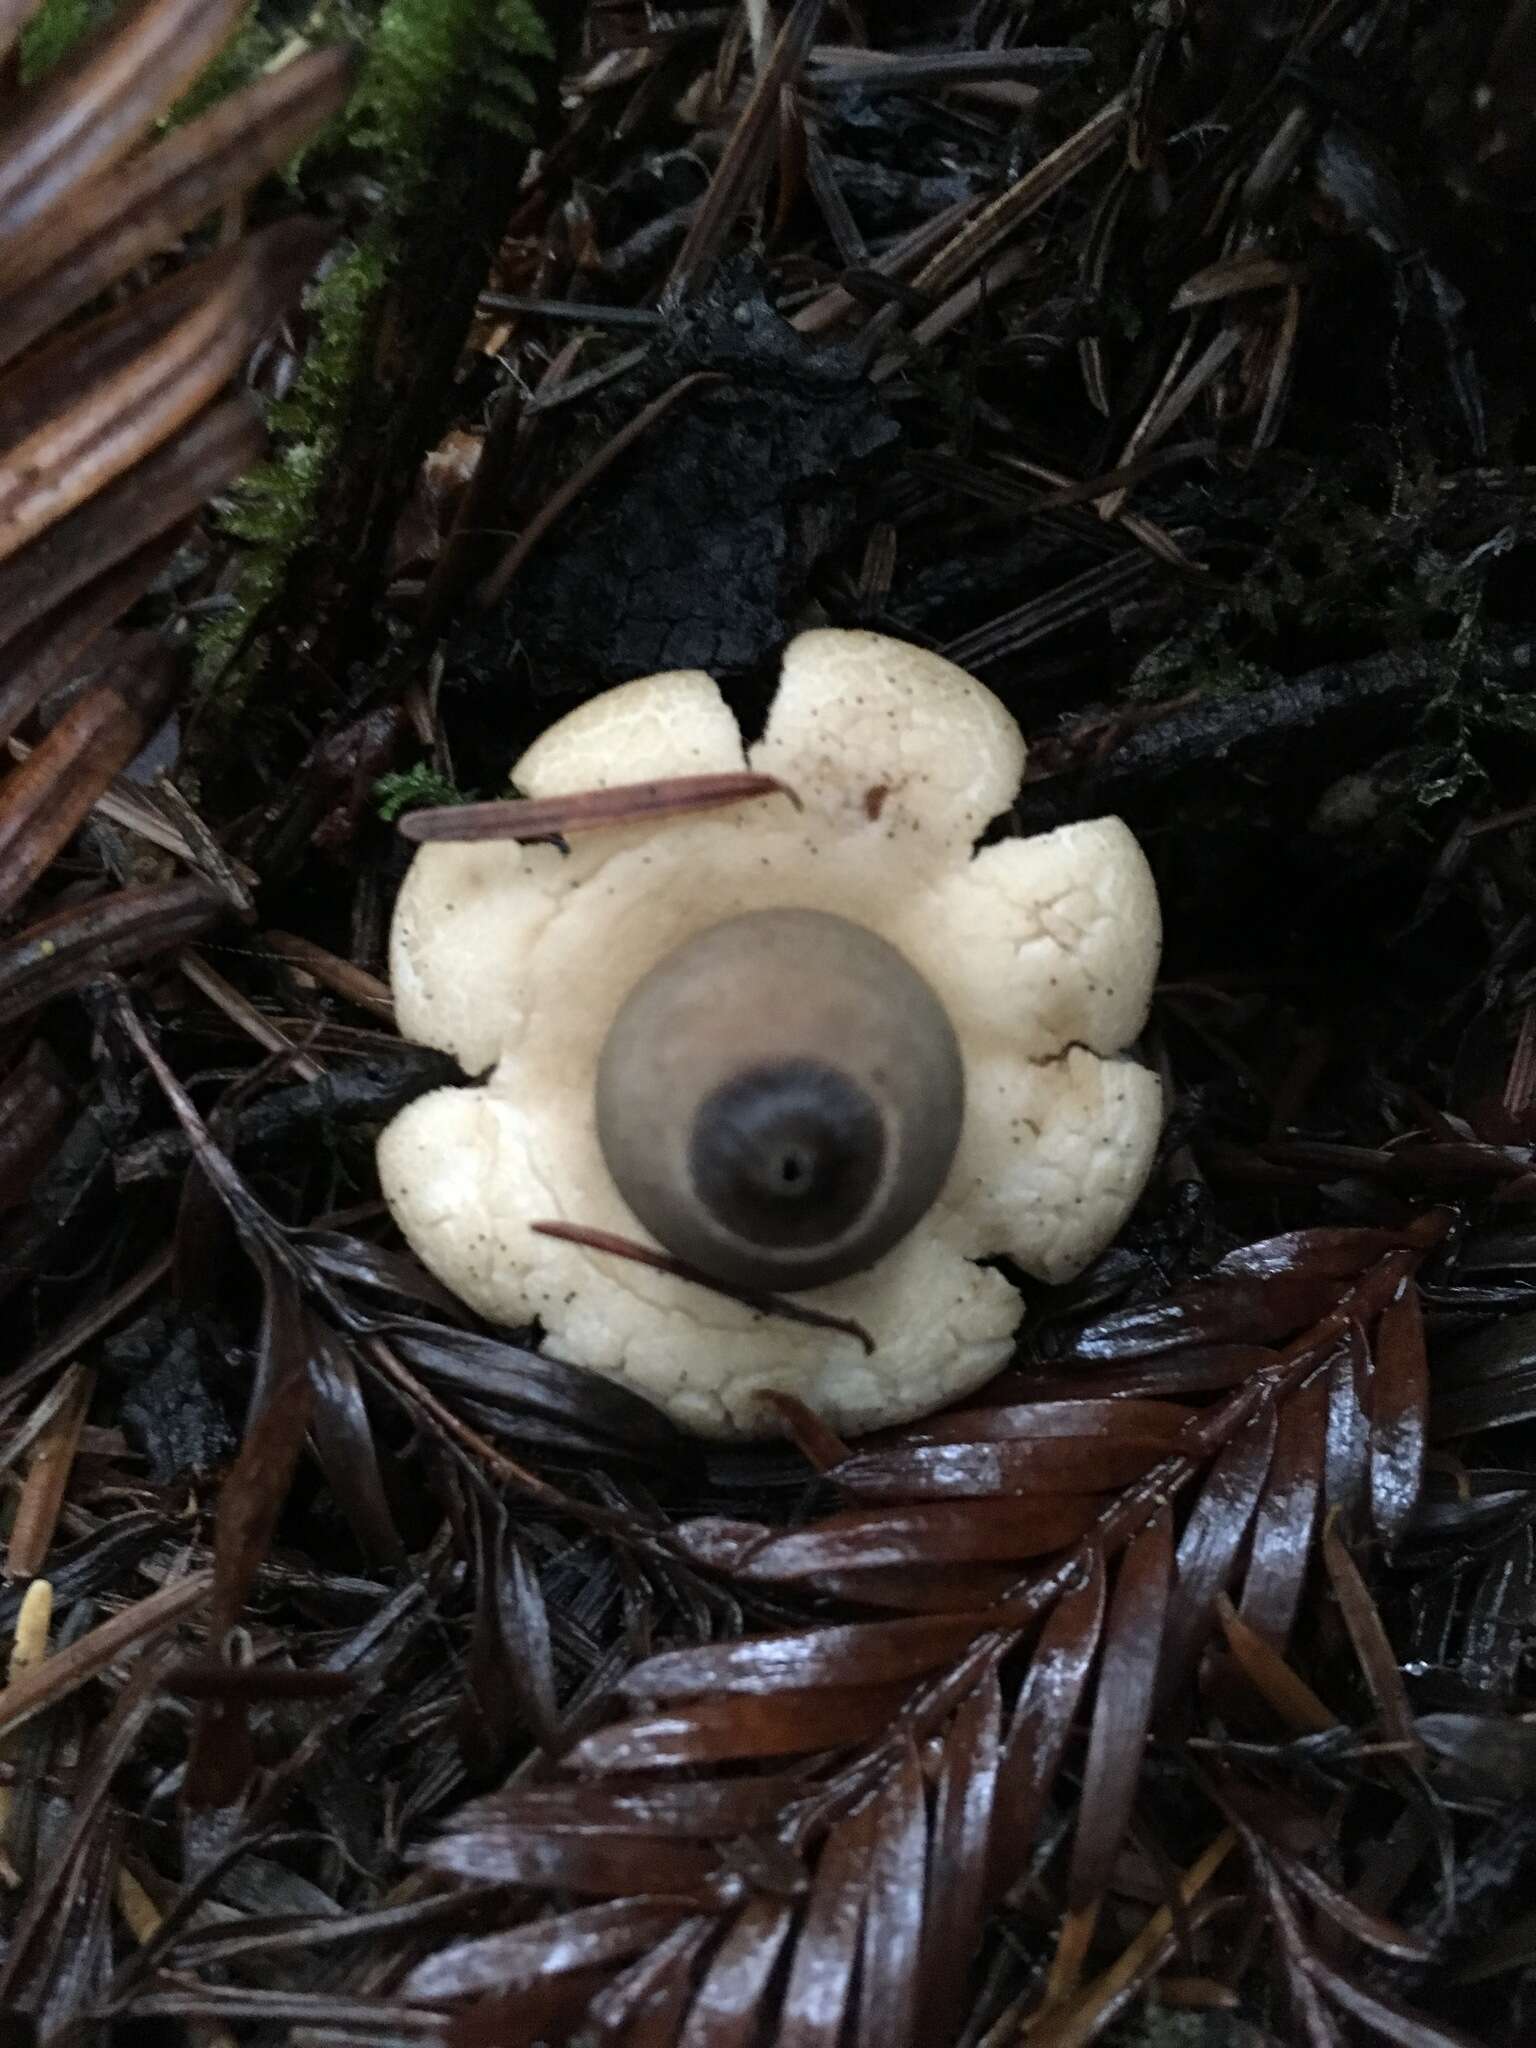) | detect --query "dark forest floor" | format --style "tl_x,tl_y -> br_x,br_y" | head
6,3 -> 1536,2044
